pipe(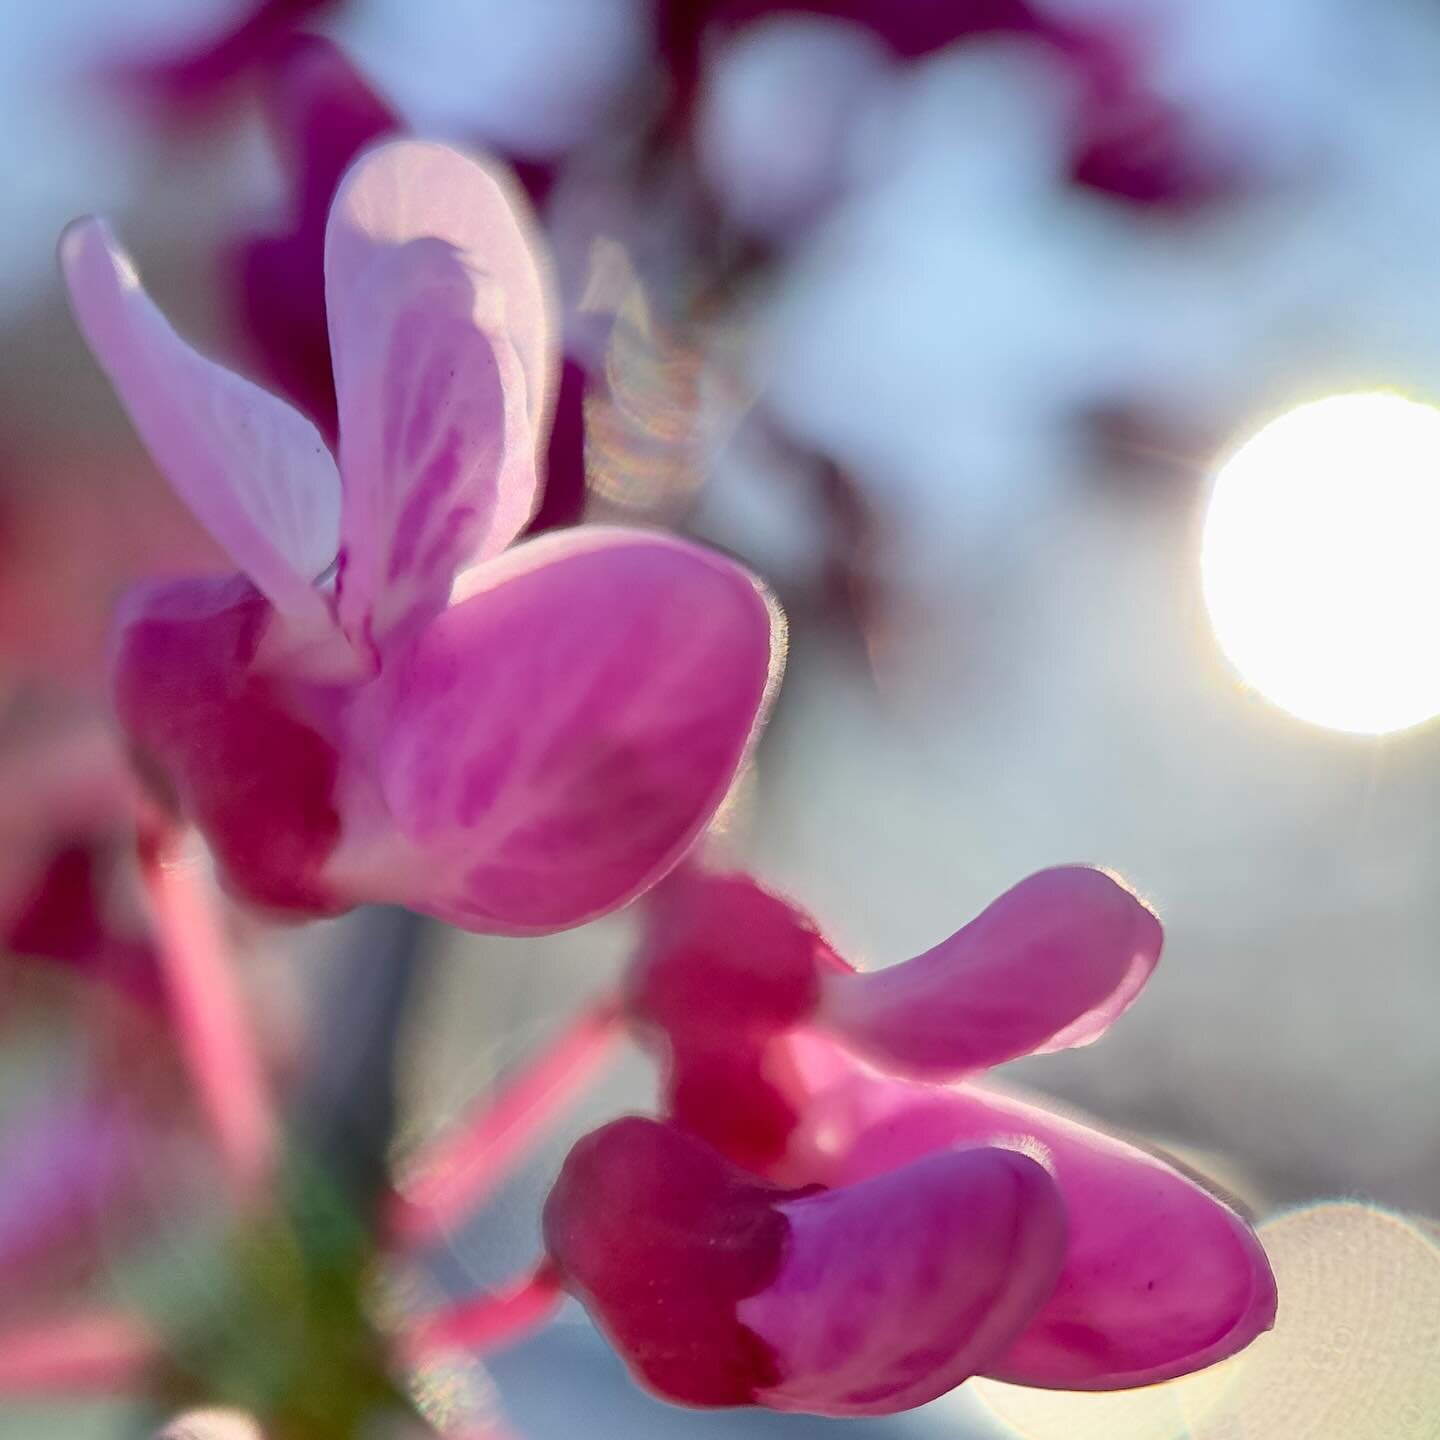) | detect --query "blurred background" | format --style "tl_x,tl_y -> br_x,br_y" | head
3,0 -> 1440,1436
